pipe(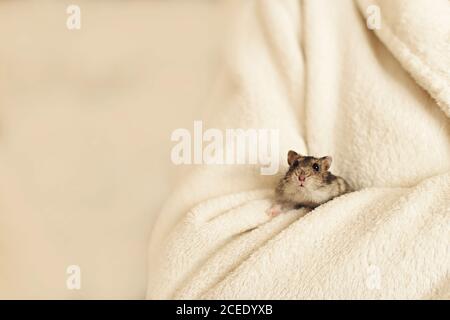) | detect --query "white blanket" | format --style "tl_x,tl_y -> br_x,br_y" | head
147,0 -> 450,299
